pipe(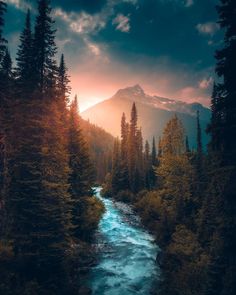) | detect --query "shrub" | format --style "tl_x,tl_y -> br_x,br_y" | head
115,190 -> 135,203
